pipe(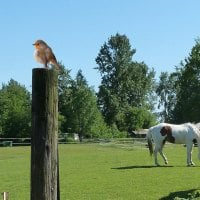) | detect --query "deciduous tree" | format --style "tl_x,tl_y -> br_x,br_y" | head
96,33 -> 156,131
156,72 -> 178,122
0,79 -> 31,137
173,40 -> 200,123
